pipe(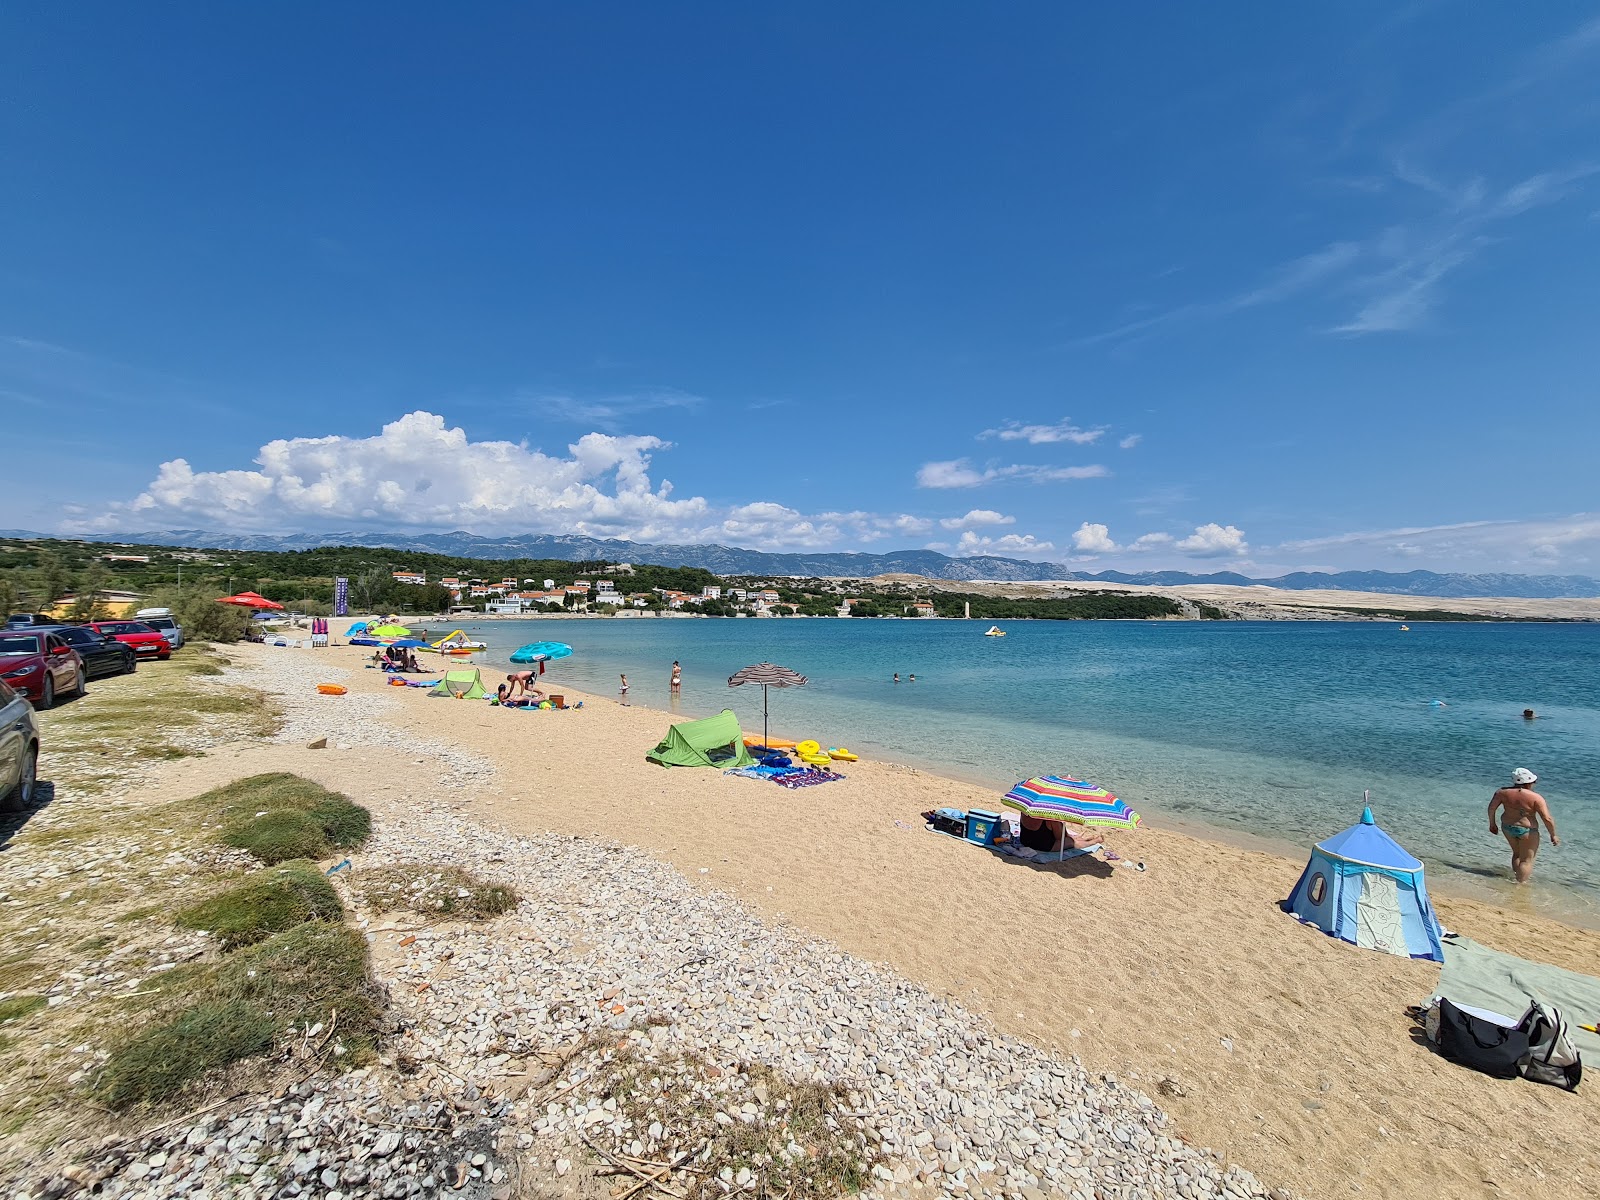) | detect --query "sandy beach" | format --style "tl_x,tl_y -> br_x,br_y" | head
233,638 -> 1598,1200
